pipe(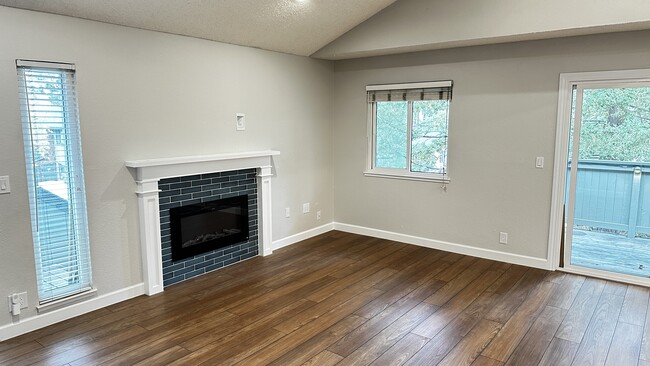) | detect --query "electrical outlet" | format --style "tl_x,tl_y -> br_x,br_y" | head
499,232 -> 508,244
17,292 -> 27,309
7,292 -> 28,315
302,203 -> 310,214
317,210 -> 321,220
285,207 -> 290,218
